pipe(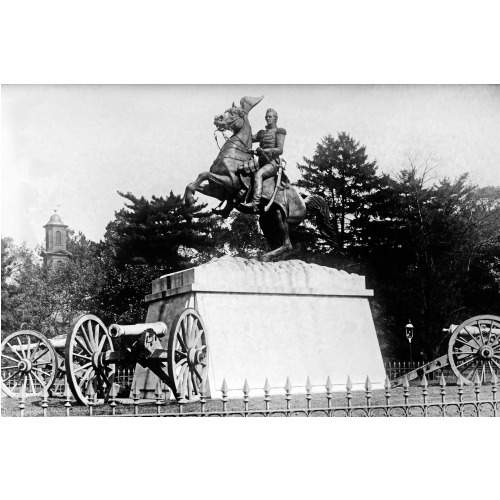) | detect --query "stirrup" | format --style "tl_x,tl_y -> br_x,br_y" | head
239,201 -> 258,214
